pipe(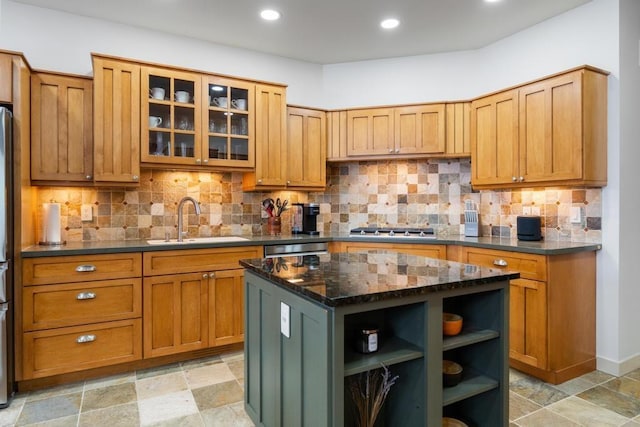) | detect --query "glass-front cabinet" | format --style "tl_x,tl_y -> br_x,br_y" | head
141,67 -> 254,169
202,76 -> 254,167
141,67 -> 201,165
